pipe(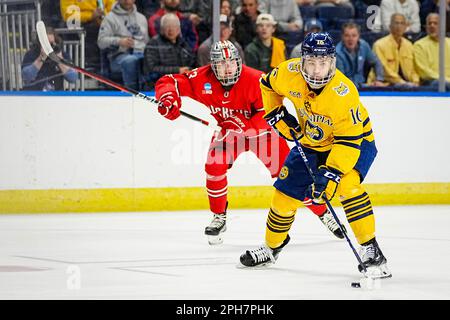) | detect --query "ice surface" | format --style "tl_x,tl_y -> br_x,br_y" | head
0,205 -> 449,300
